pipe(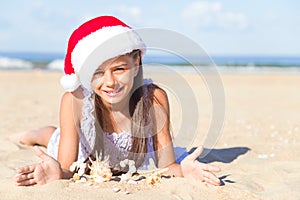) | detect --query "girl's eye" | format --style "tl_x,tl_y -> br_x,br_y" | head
114,67 -> 126,73
94,71 -> 104,77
